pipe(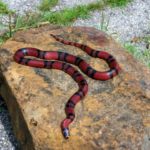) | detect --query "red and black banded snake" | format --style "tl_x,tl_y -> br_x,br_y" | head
13,34 -> 121,139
